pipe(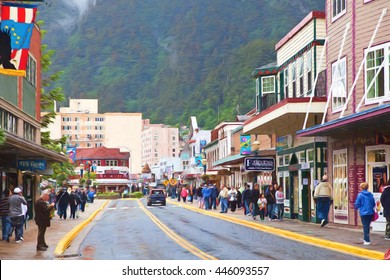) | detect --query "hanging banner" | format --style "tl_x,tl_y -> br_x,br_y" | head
66,146 -> 76,164
240,135 -> 251,155
0,2 -> 38,76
